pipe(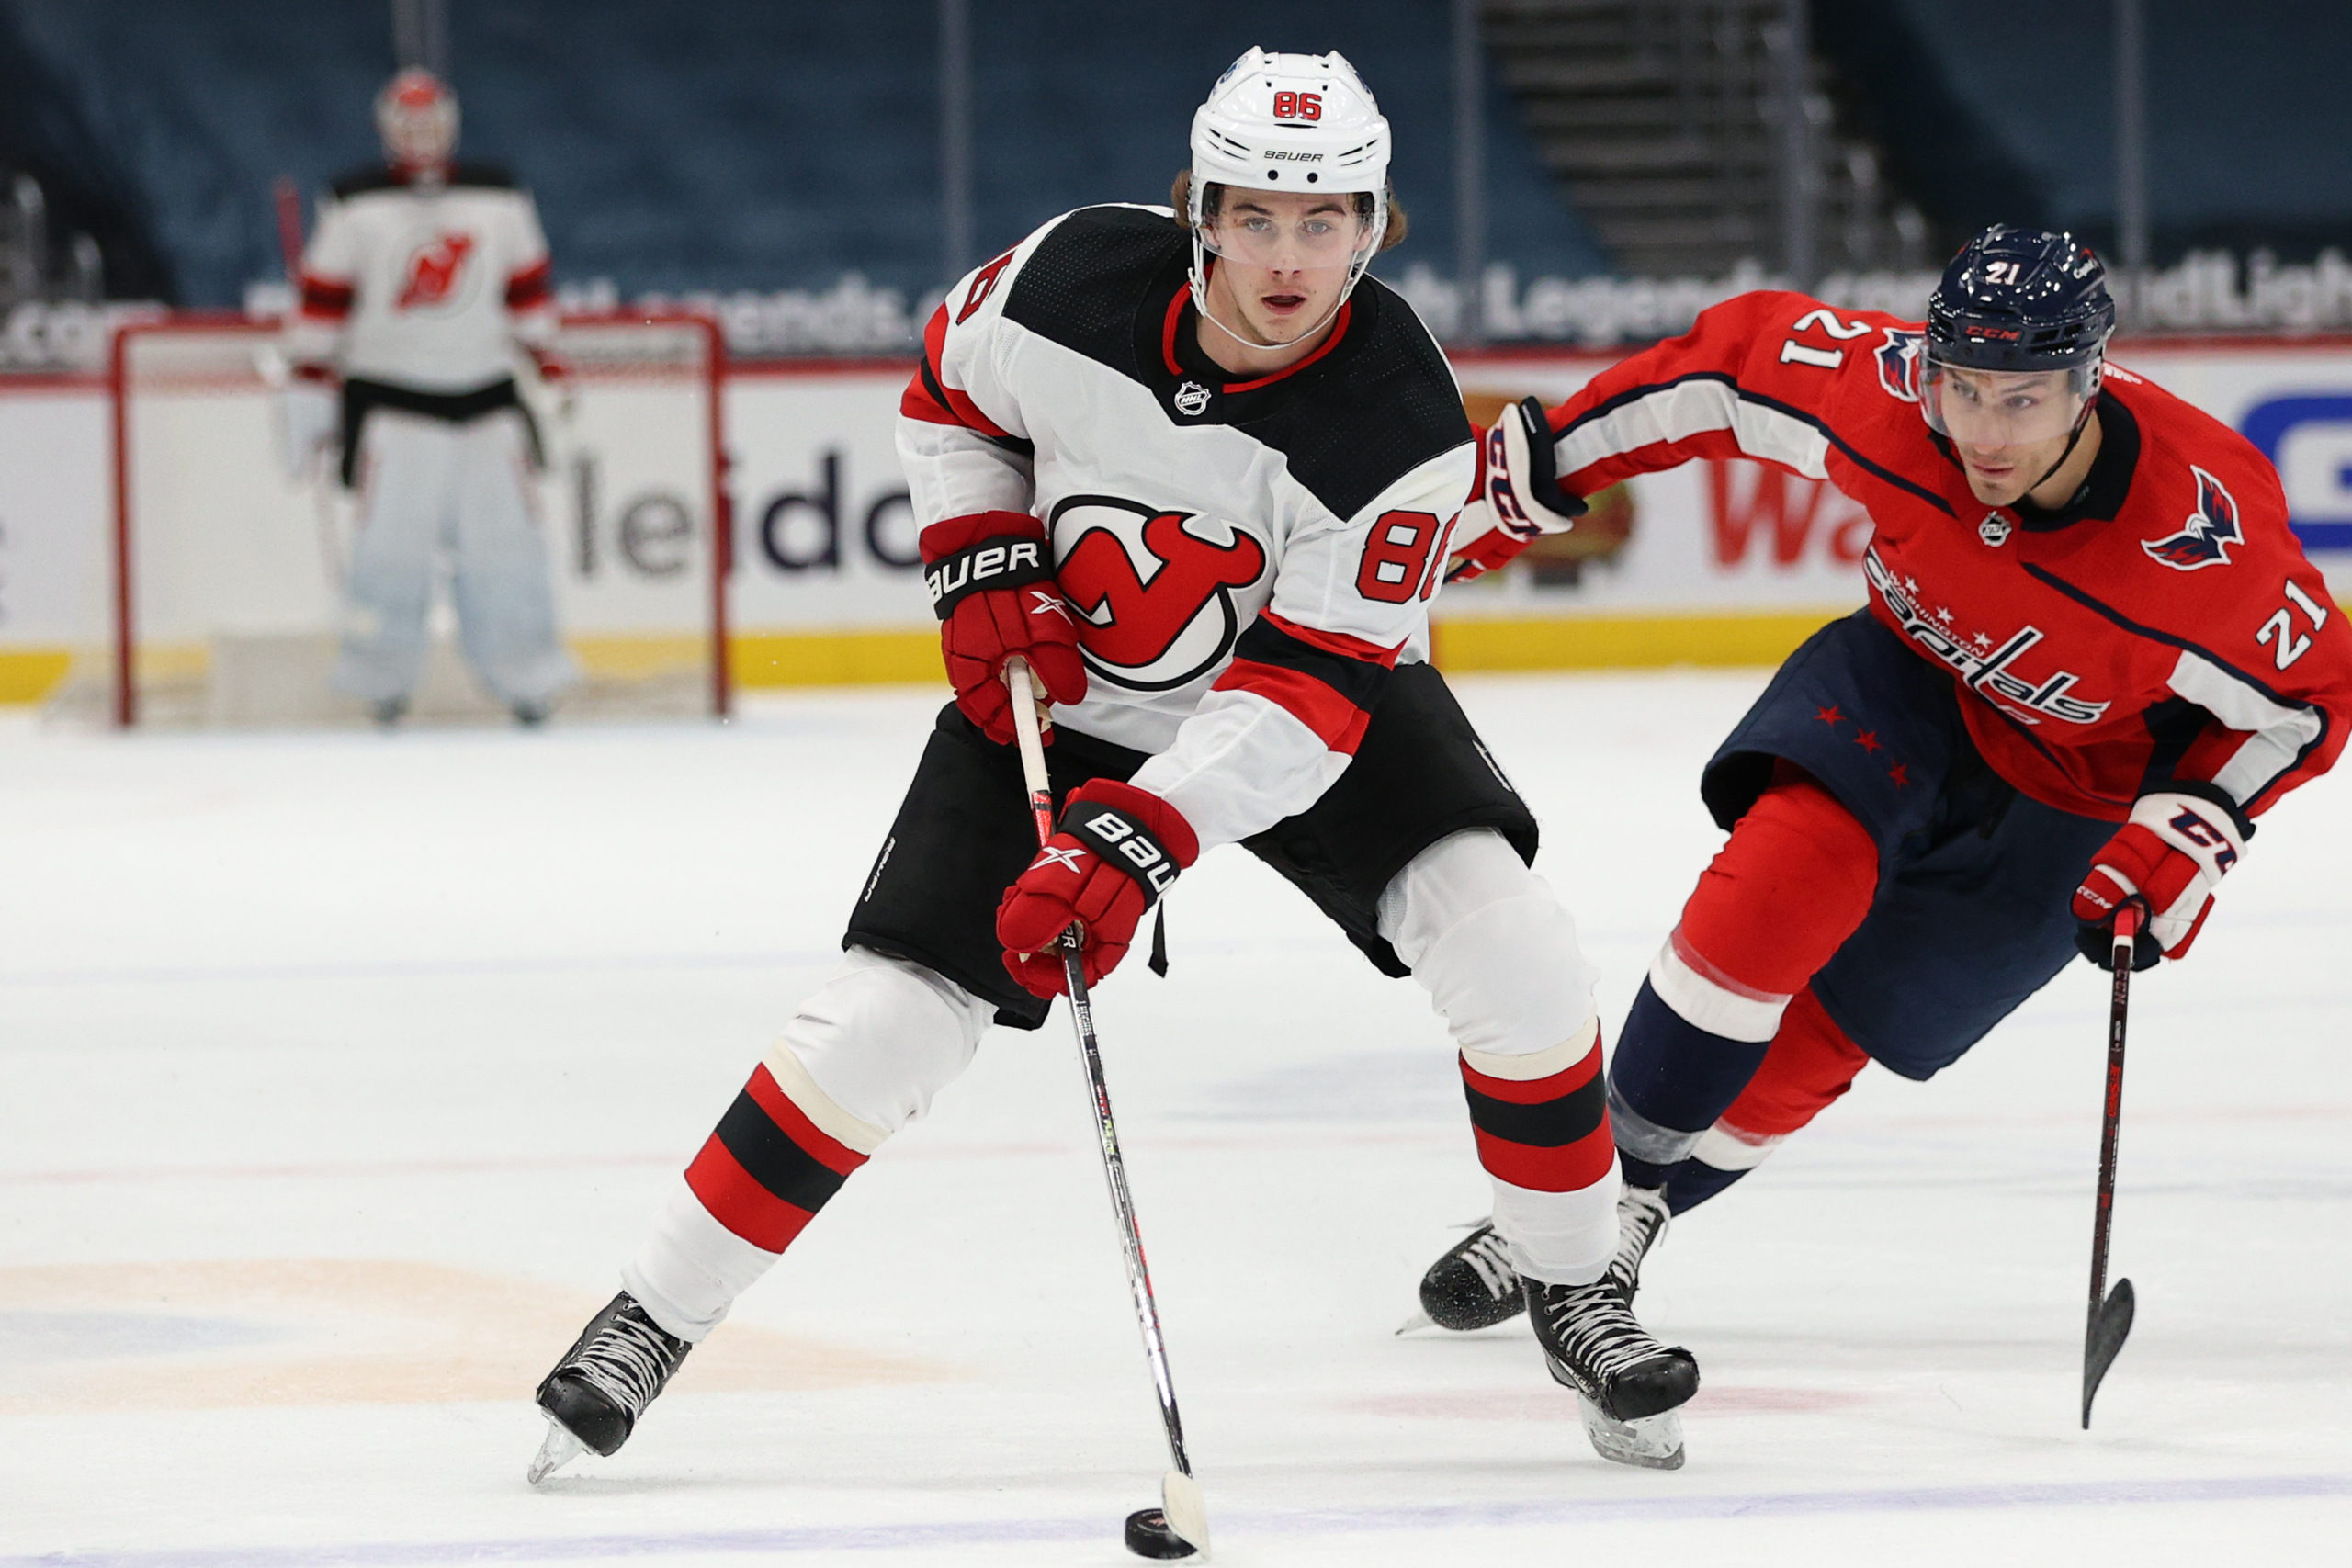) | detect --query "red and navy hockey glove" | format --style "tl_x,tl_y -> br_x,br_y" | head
2072,787 -> 2250,971
1446,396 -> 1587,583
921,511 -> 1086,745
996,779 -> 1197,998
